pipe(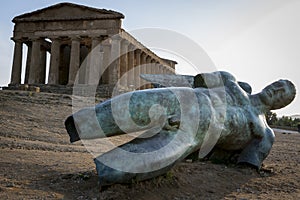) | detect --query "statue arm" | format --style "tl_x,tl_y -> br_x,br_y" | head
194,71 -> 236,88
237,127 -> 275,169
140,71 -> 252,93
65,88 -> 183,142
